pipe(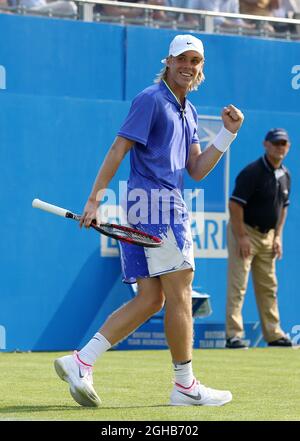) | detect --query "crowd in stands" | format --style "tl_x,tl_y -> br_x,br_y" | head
94,0 -> 300,35
95,1 -> 300,23
0,0 -> 300,35
0,0 -> 77,15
